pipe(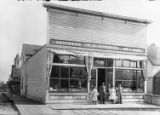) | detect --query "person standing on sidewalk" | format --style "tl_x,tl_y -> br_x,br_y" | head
117,84 -> 123,104
99,82 -> 106,104
91,87 -> 99,104
109,85 -> 116,104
